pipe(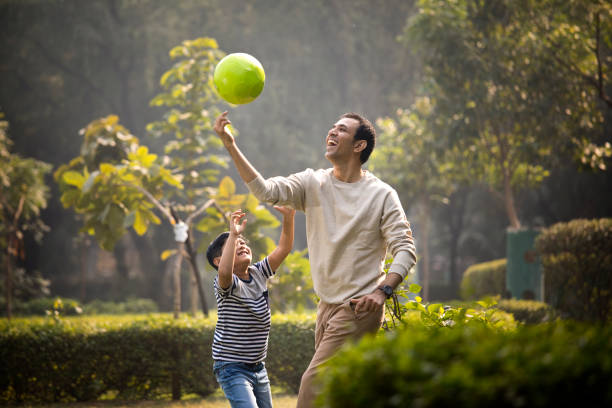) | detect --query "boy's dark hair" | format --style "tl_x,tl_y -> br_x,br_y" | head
206,232 -> 230,270
340,112 -> 376,164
